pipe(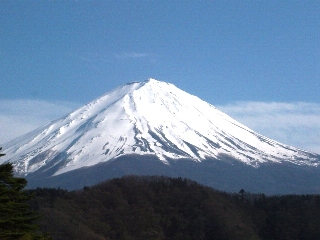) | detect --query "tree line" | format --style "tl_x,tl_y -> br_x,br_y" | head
2,146 -> 320,239
29,176 -> 320,240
